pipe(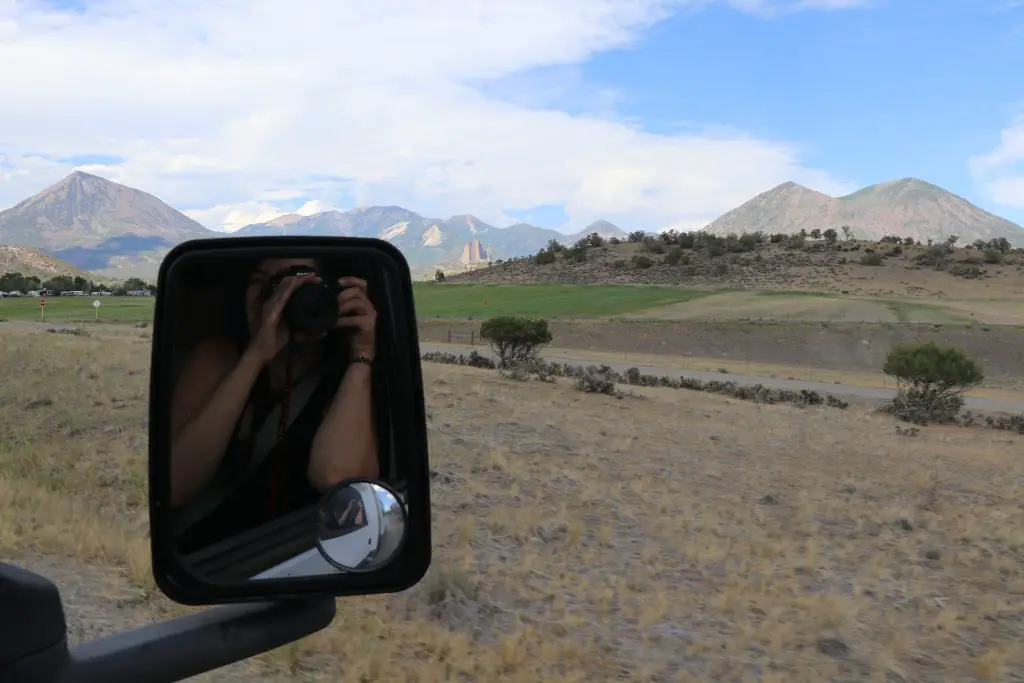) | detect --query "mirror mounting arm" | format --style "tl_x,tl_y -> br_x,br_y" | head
1,562 -> 337,683
63,595 -> 337,683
